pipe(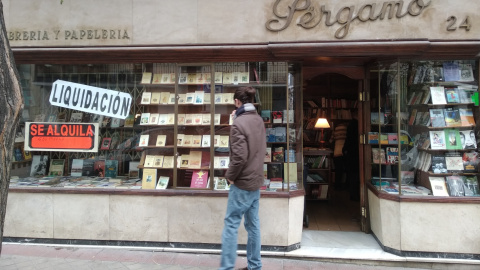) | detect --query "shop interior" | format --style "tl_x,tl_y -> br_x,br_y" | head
302,72 -> 362,232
